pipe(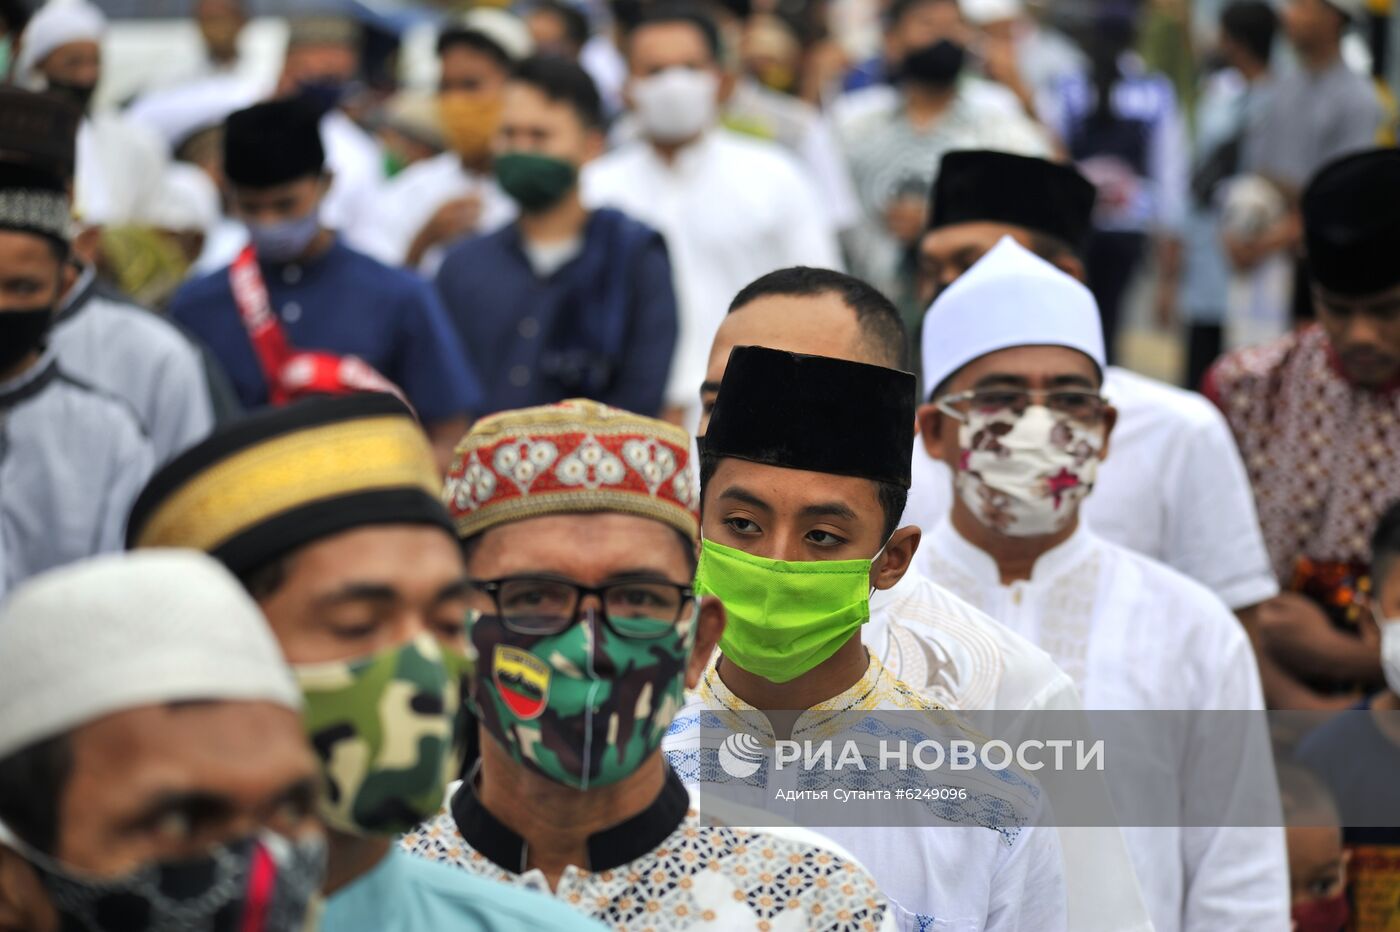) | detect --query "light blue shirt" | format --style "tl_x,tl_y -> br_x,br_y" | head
320,847 -> 607,932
